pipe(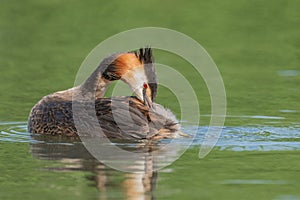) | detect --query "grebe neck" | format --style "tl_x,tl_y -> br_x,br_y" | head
78,66 -> 111,99
77,78 -> 110,100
